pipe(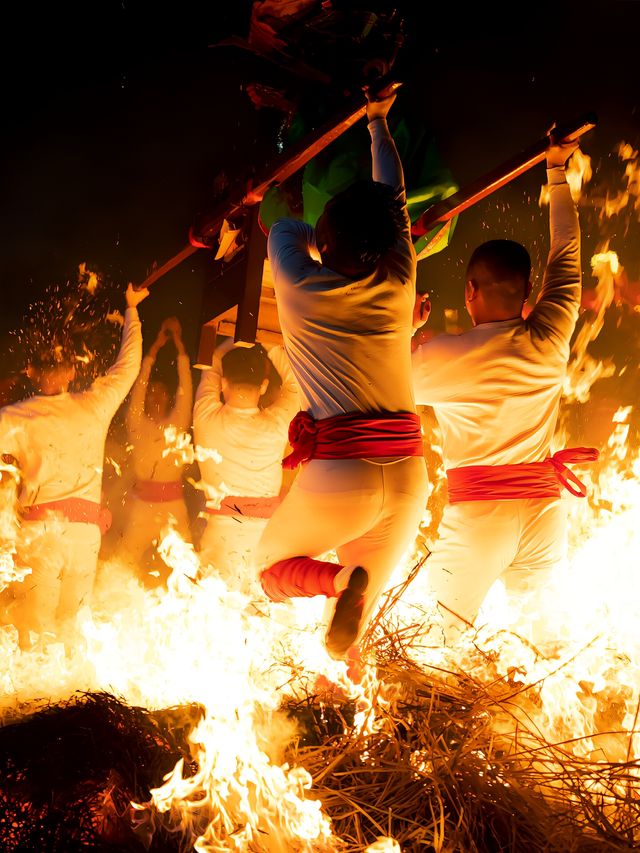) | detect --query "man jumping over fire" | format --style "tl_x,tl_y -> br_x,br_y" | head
0,283 -> 148,647
256,87 -> 428,659
412,136 -> 597,644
